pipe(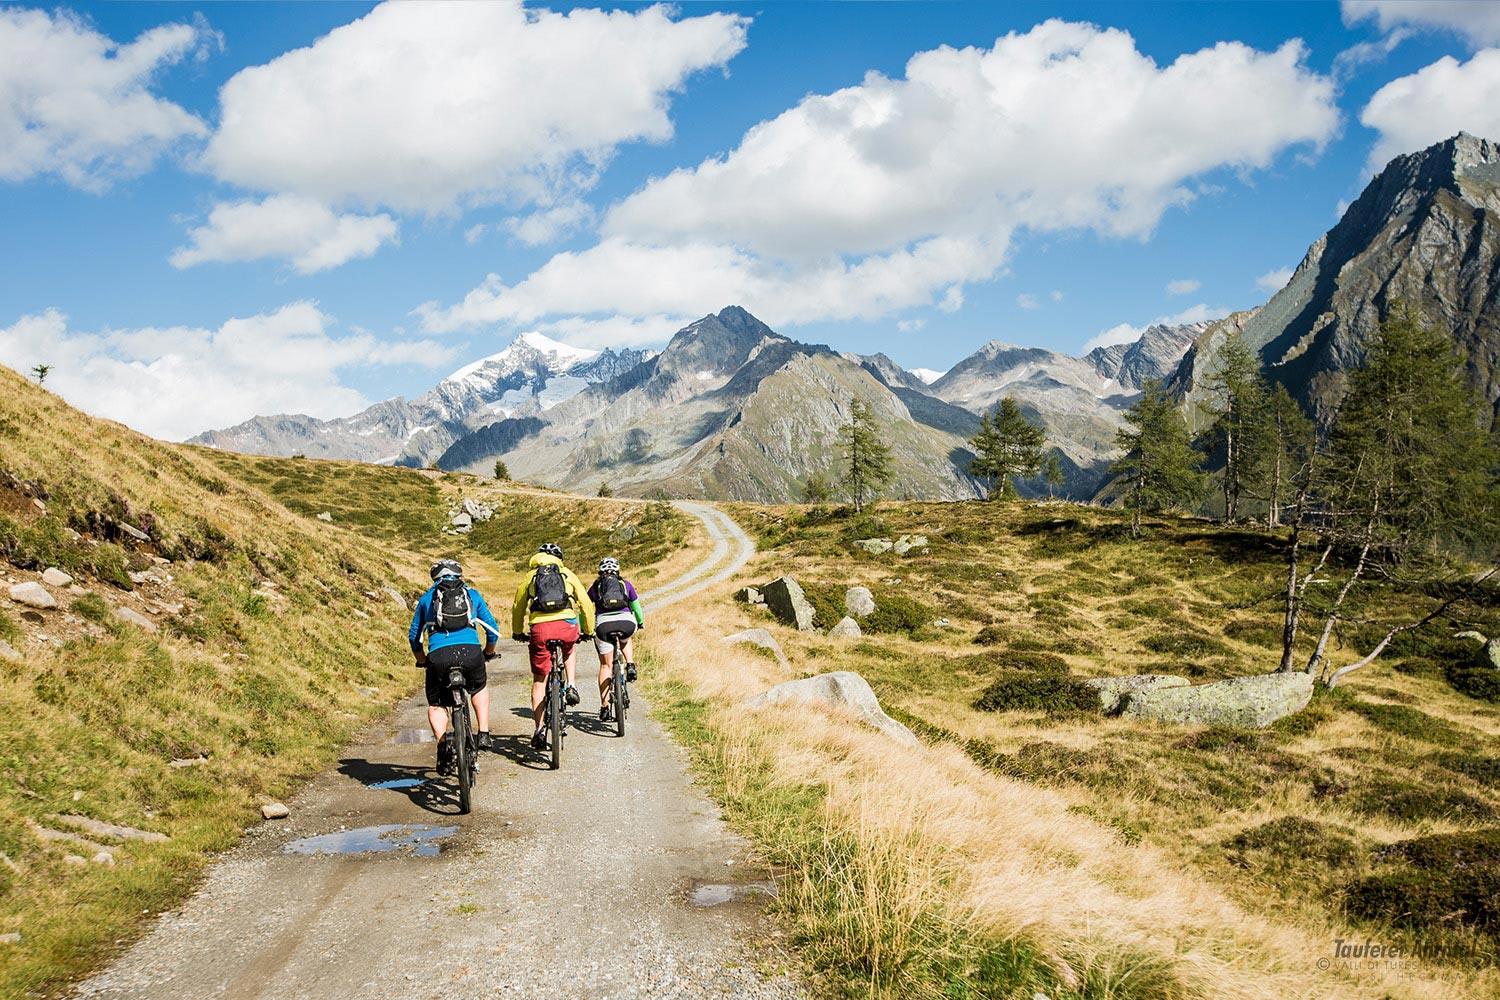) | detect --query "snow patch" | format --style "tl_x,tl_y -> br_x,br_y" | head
909,367 -> 944,384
